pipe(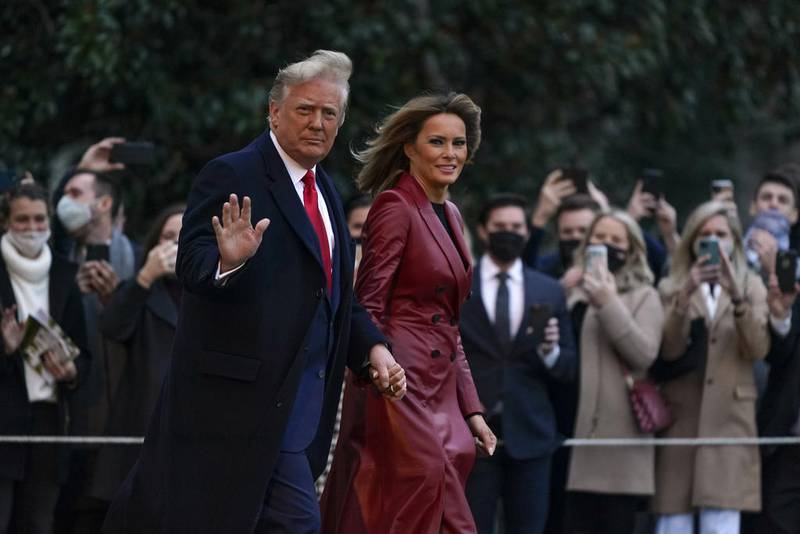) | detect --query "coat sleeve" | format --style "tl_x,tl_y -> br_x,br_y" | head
353,190 -> 410,324
735,274 -> 770,361
455,334 -> 484,417
176,159 -> 252,295
658,279 -> 694,361
99,278 -> 150,343
595,286 -> 664,372
545,286 -> 578,383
